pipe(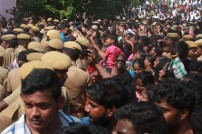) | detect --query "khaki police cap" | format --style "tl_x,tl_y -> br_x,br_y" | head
69,21 -> 74,26
27,52 -> 43,61
47,18 -> 53,22
48,39 -> 64,50
183,35 -> 193,40
167,33 -> 180,38
53,19 -> 59,23
17,33 -> 31,40
13,28 -> 24,33
93,21 -> 100,25
39,22 -> 44,26
46,29 -> 61,39
1,34 -> 16,41
27,24 -> 33,27
44,26 -> 55,31
20,60 -> 53,79
97,19 -> 102,22
64,41 -> 82,52
195,39 -> 202,47
152,22 -> 157,26
196,34 -> 202,39
185,41 -> 198,48
41,51 -> 72,71
76,37 -> 90,48
31,26 -> 40,32
70,26 -> 74,31
120,22 -> 126,26
28,42 -> 46,53
47,29 -> 59,36
91,25 -> 98,30
20,24 -> 30,29
142,21 -> 147,25
0,46 -> 5,57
